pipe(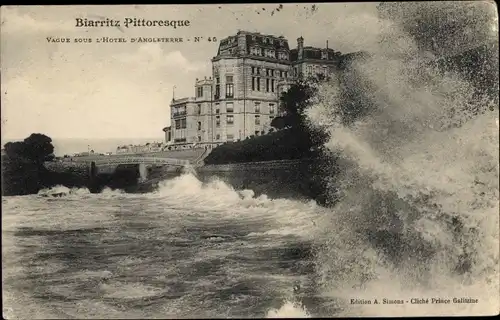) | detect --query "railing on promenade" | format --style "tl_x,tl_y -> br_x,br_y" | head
91,156 -> 190,167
